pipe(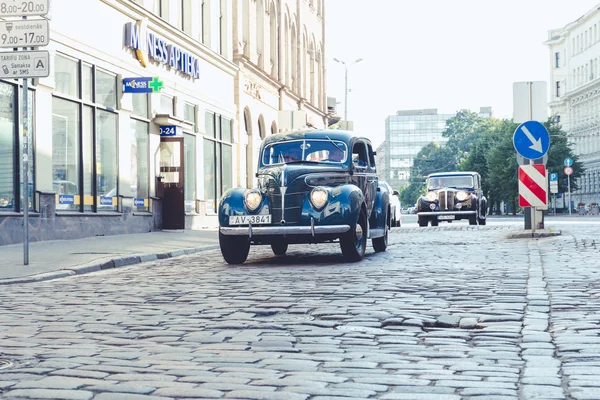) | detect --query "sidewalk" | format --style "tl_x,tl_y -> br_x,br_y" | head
0,229 -> 219,285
